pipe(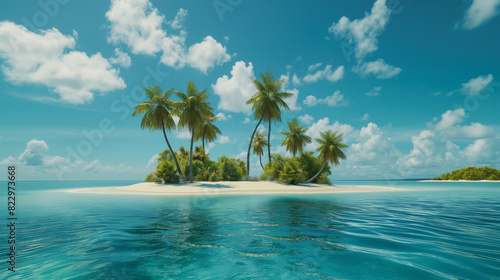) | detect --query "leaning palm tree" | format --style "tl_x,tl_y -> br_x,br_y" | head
252,131 -> 268,170
132,85 -> 185,182
245,72 -> 293,178
280,118 -> 312,157
307,130 -> 348,183
195,116 -> 221,151
174,81 -> 214,183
